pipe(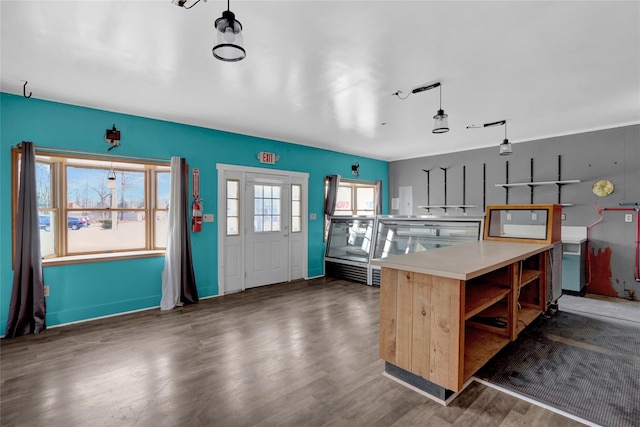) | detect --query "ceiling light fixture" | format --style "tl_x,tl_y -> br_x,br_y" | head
394,82 -> 449,134
172,0 -> 207,9
467,120 -> 512,155
212,0 -> 245,62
